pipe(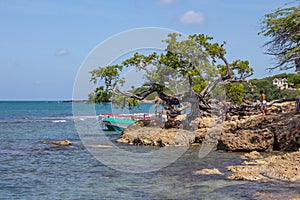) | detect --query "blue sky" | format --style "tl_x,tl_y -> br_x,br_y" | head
0,0 -> 294,100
